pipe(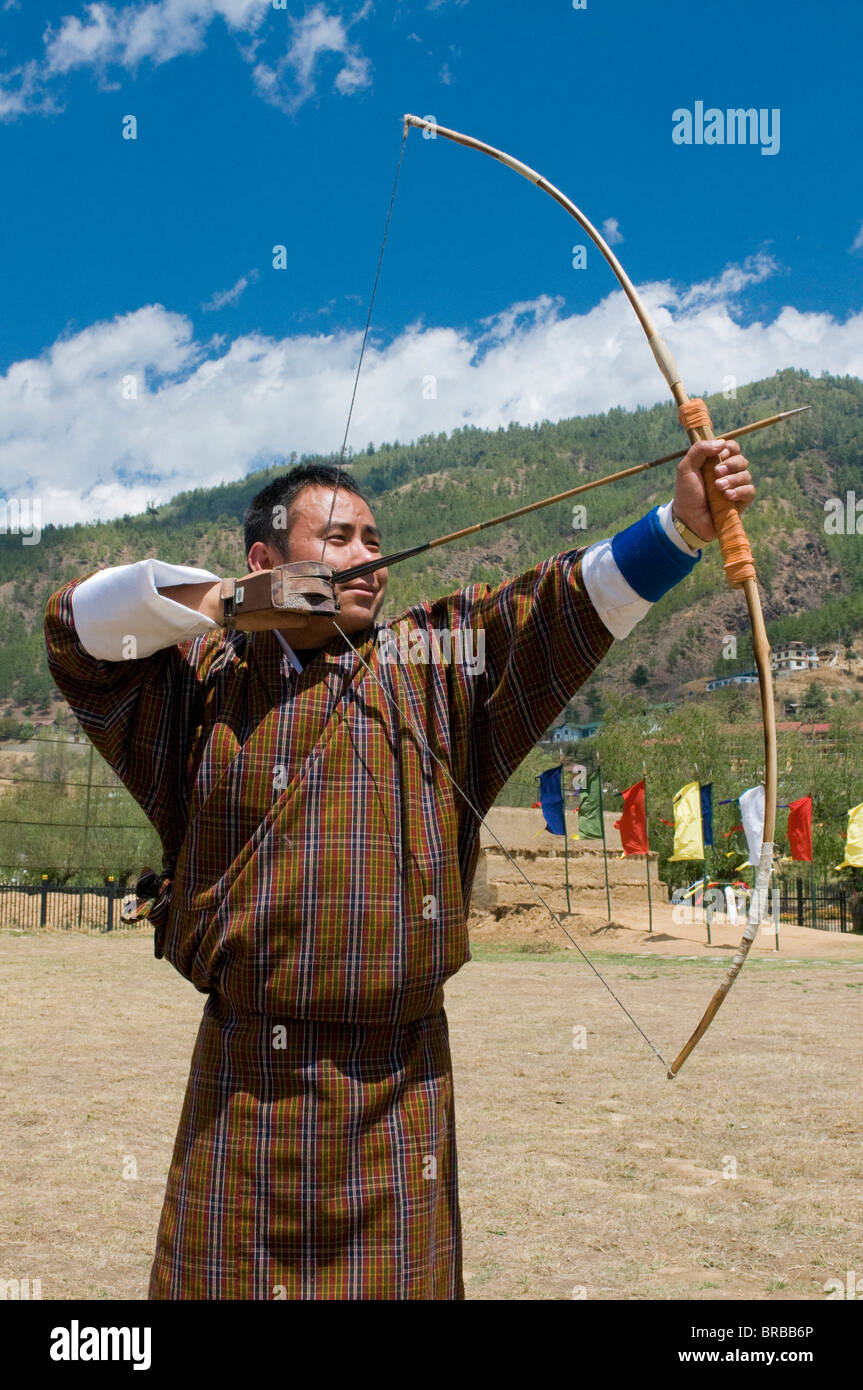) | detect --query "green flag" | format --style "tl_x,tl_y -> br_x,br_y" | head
577,769 -> 604,839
